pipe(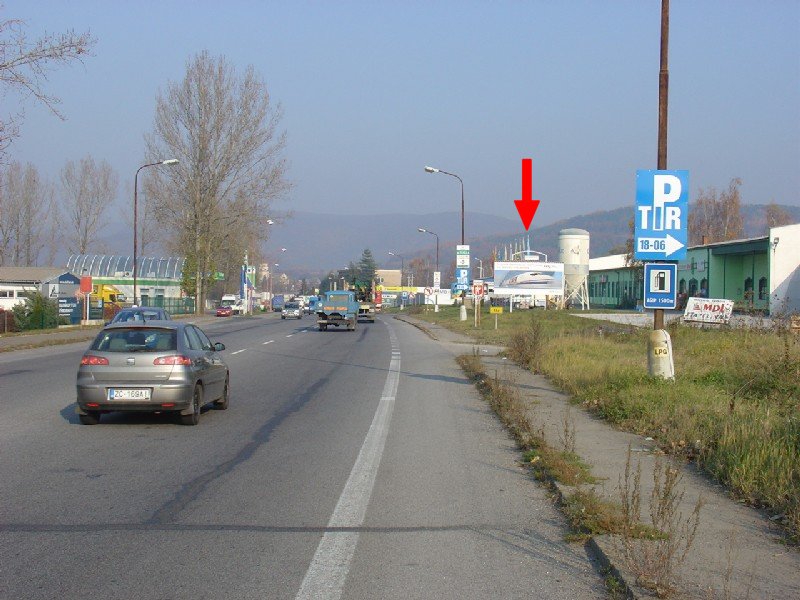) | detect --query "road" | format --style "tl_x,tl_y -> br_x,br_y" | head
0,314 -> 605,599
